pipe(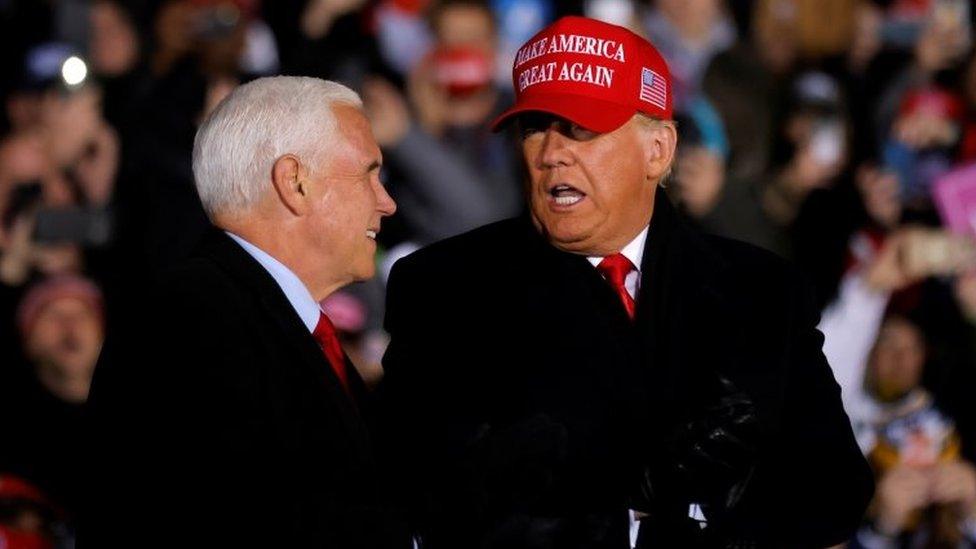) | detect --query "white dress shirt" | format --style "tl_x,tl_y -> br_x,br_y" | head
225,231 -> 322,333
587,225 -> 648,300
